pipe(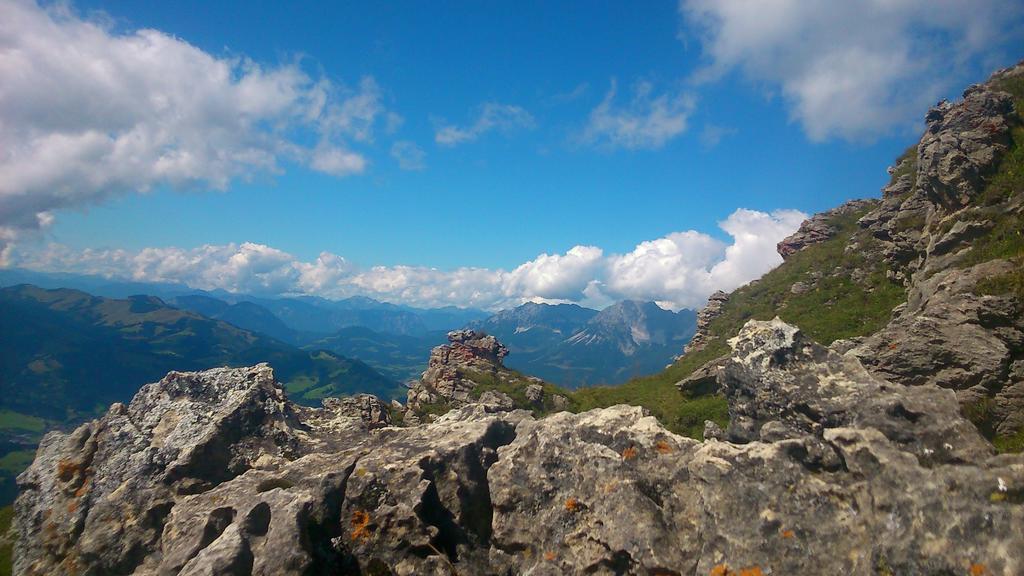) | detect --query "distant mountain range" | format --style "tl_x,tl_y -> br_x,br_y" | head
0,277 -> 697,504
470,300 -> 697,387
0,285 -> 401,416
0,268 -> 491,338
0,284 -> 399,502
